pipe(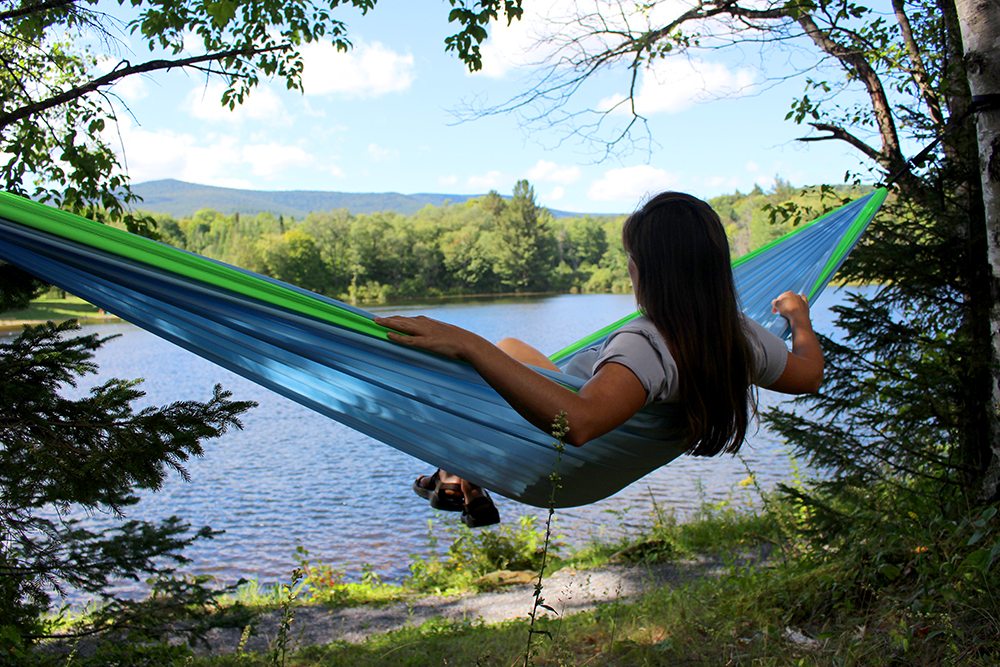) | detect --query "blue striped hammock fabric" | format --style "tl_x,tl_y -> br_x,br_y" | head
0,189 -> 886,507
